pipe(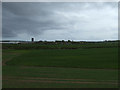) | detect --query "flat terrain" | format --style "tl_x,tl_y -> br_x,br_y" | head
2,43 -> 118,88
